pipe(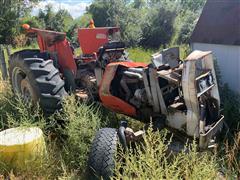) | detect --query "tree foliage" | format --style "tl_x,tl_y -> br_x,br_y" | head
0,0 -> 207,48
87,0 -> 109,27
180,0 -> 206,12
88,0 -> 145,46
88,0 -> 206,48
38,5 -> 73,32
140,2 -> 177,48
0,0 -> 39,44
175,10 -> 199,44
